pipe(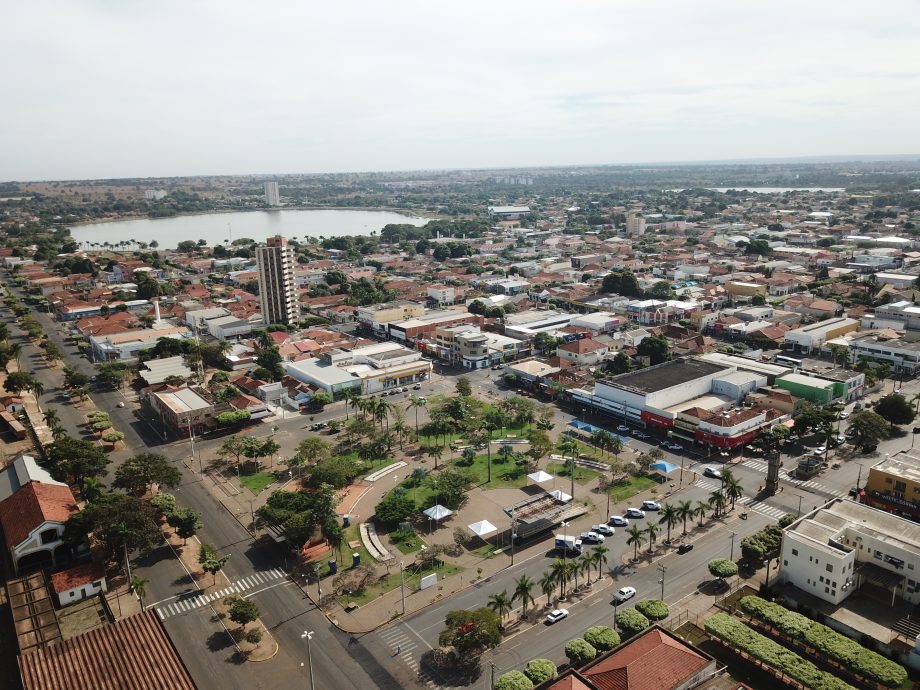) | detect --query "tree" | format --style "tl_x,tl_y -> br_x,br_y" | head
512,575 -> 535,618
225,595 -> 260,630
634,599 -> 669,621
494,671 -> 533,690
847,410 -> 889,448
602,271 -> 642,298
309,390 -> 332,409
591,545 -> 608,582
677,499 -> 694,536
875,393 -> 916,429
296,437 -> 331,467
95,360 -> 132,389
200,543 -> 231,585
526,429 -> 553,467
636,336 -> 670,365
308,455 -> 361,488
112,453 -> 181,496
455,377 -> 472,397
438,608 -> 502,657
708,558 -> 739,581
101,431 -> 125,447
374,490 -> 416,526
626,525 -> 644,561
522,659 -> 557,685
658,503 -> 679,543
539,571 -> 556,606
406,395 -> 427,434
708,489 -> 727,518
644,521 -> 659,551
64,493 -> 161,561
609,351 -> 631,374
583,625 -> 620,652
429,468 -> 473,510
564,638 -> 597,667
150,492 -> 178,516
167,507 -> 201,543
3,370 -> 38,394
695,500 -> 709,527
722,470 -> 744,511
615,609 -> 650,638
215,410 -> 252,427
533,331 -> 558,355
487,590 -> 513,624
129,576 -> 149,610
44,435 -> 110,493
